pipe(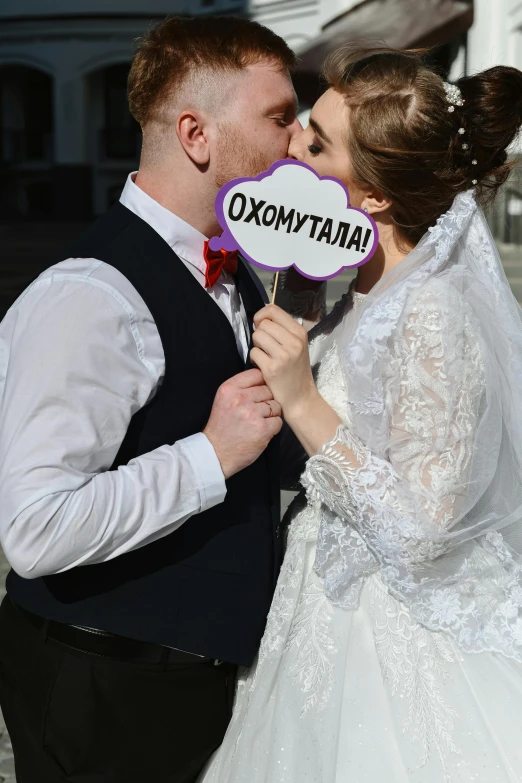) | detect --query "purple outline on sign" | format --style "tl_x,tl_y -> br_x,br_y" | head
209,158 -> 379,281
